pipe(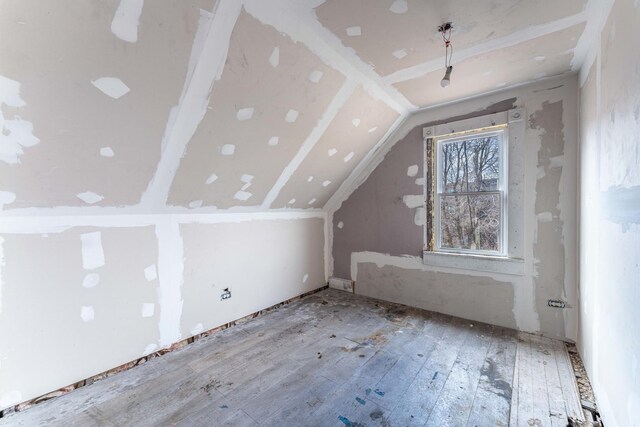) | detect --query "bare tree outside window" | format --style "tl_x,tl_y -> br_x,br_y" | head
437,132 -> 504,253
